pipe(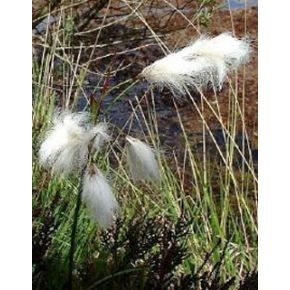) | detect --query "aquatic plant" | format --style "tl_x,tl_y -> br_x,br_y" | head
37,29 -> 253,286
33,2 -> 257,288
39,111 -> 111,174
126,136 -> 160,182
39,111 -> 91,174
140,33 -> 250,95
38,109 -> 161,288
82,164 -> 119,228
